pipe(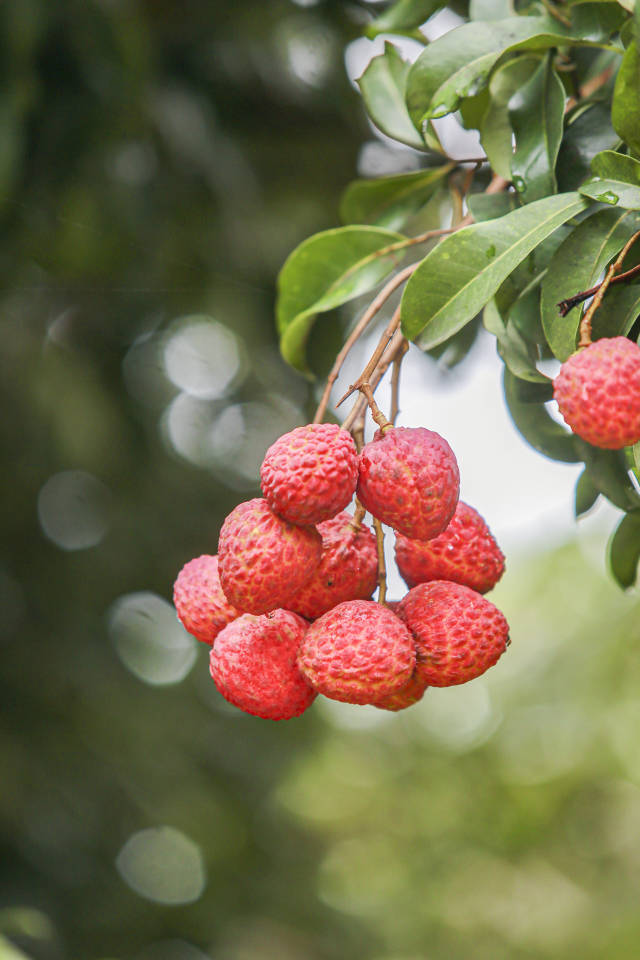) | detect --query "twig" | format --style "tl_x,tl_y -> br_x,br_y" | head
336,304 -> 403,408
578,229 -> 640,348
373,517 -> 387,605
557,262 -> 640,317
390,337 -> 409,425
360,382 -> 393,434
348,500 -> 367,533
340,329 -> 405,432
539,0 -> 571,26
